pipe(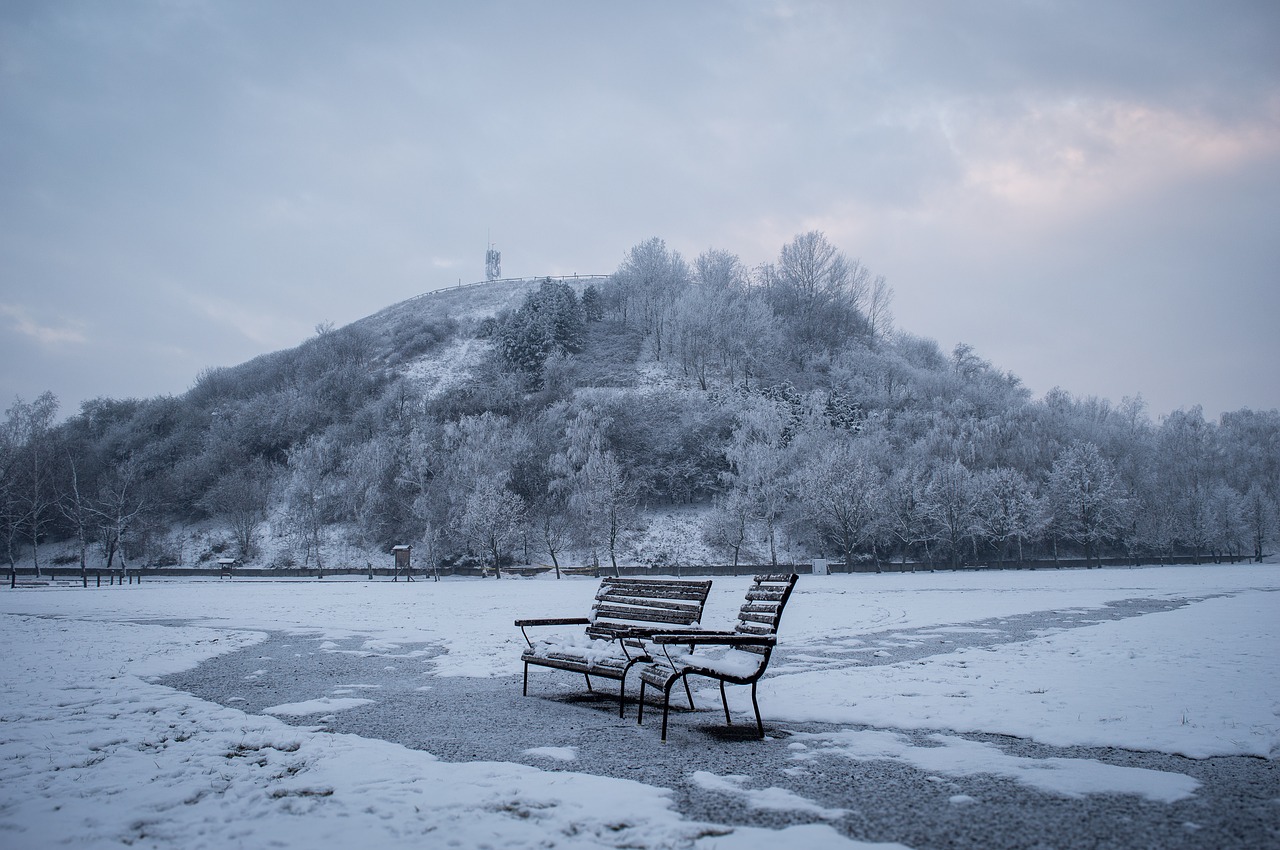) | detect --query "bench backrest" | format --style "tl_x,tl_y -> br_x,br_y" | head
585,577 -> 713,641
732,573 -> 799,656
